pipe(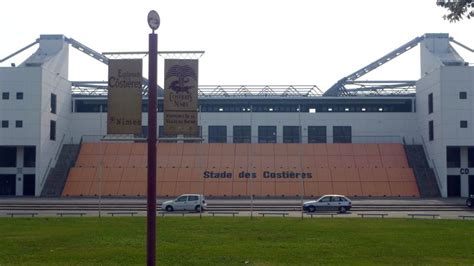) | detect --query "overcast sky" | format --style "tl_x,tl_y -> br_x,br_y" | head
0,0 -> 473,92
